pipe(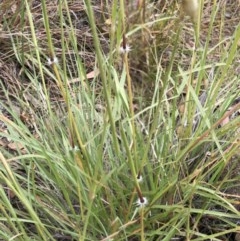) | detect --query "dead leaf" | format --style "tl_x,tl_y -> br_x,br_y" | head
7,142 -> 26,153
11,4 -> 17,13
220,115 -> 230,127
68,69 -> 99,83
105,18 -> 112,25
86,69 -> 99,79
